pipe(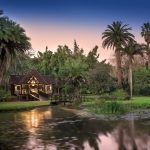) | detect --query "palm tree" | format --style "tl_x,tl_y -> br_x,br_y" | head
141,22 -> 150,68
0,11 -> 31,83
121,40 -> 144,98
102,21 -> 134,86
